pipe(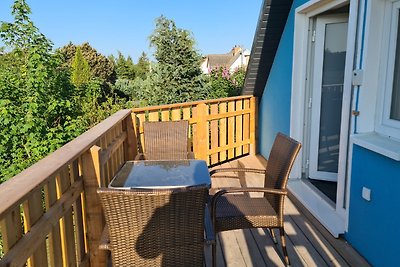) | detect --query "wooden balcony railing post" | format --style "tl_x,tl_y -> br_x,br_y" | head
250,97 -> 257,155
123,113 -> 136,161
196,103 -> 208,161
81,145 -> 108,267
